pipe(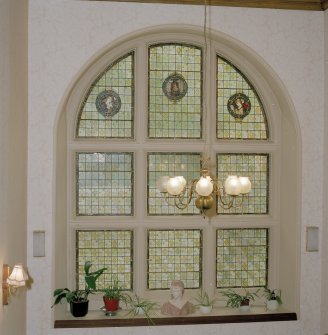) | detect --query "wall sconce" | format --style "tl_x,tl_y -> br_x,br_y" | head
2,263 -> 29,305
